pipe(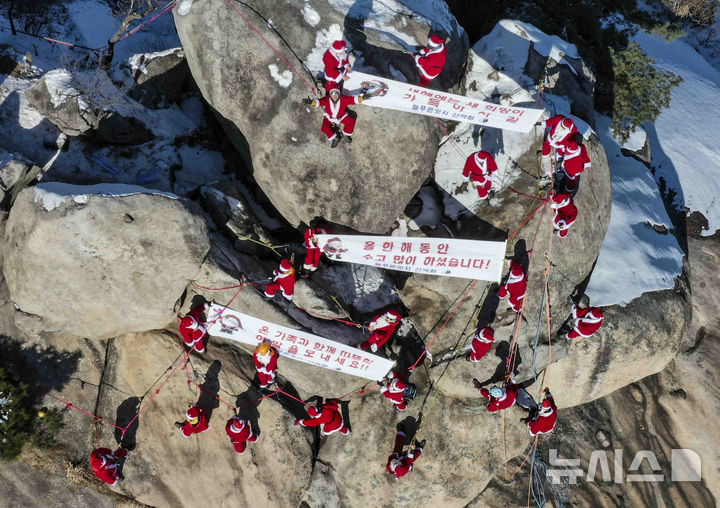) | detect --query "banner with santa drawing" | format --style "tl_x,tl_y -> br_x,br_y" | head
345,71 -> 543,133
314,234 -> 506,282
206,305 -> 395,381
